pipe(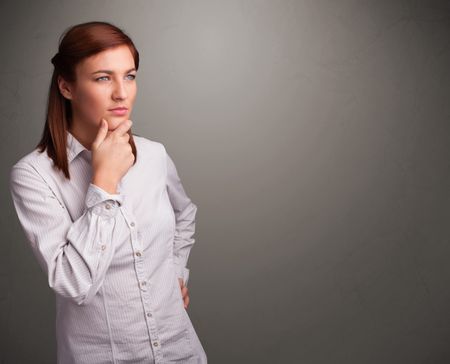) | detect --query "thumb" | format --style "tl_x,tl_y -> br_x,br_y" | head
92,119 -> 108,149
